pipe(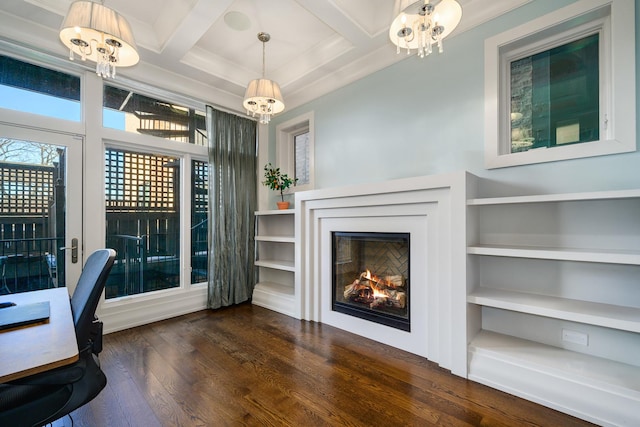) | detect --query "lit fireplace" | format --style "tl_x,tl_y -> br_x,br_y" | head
332,232 -> 410,331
